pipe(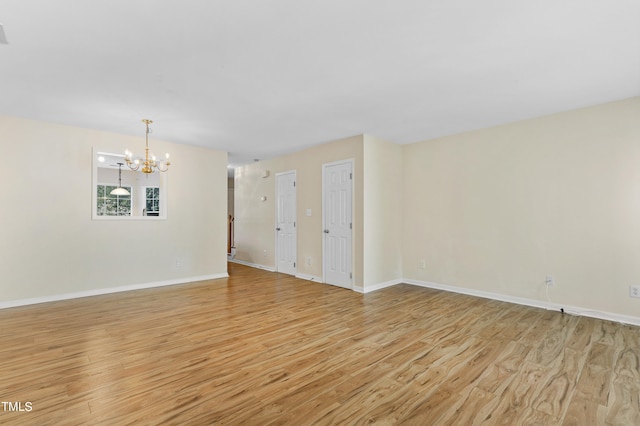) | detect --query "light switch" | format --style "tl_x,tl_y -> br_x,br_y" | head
306,209 -> 312,217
